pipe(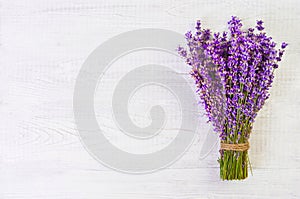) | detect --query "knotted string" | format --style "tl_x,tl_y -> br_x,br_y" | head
220,141 -> 249,151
